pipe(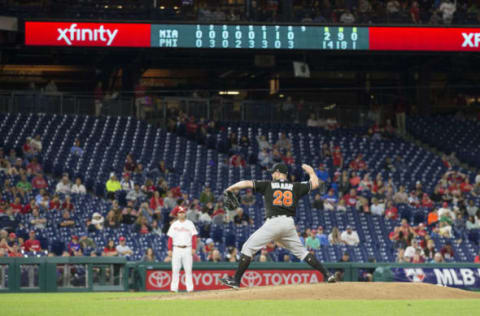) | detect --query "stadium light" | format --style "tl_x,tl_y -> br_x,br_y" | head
218,91 -> 240,95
